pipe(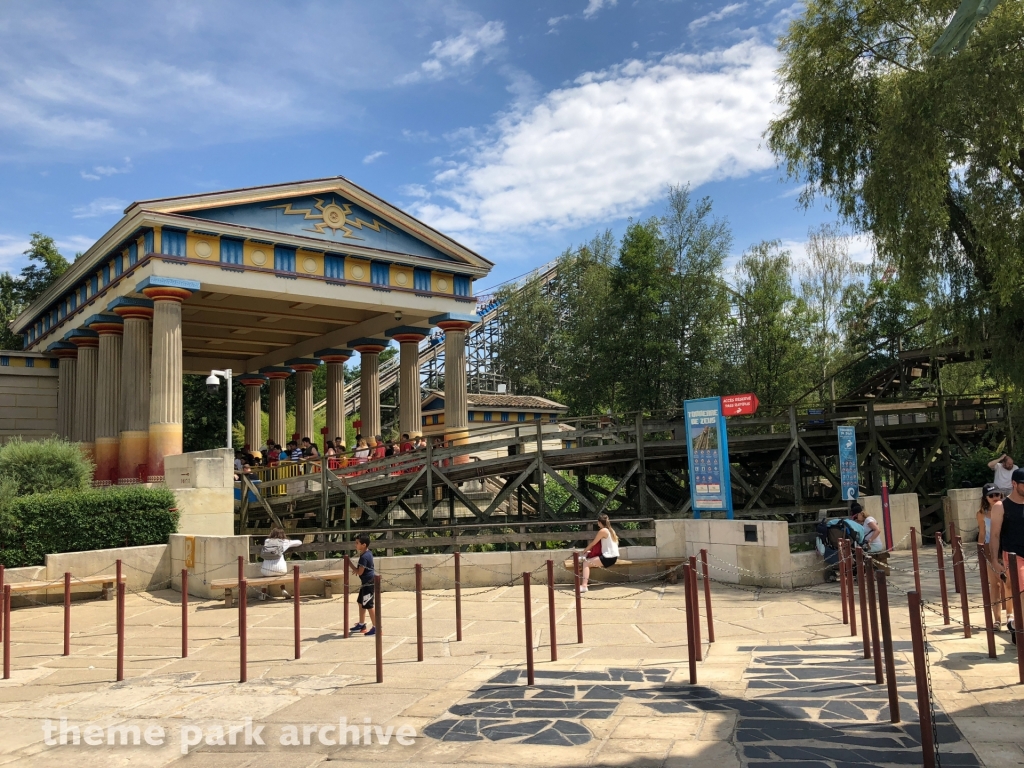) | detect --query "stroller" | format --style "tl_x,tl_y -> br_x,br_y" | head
816,517 -> 868,582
